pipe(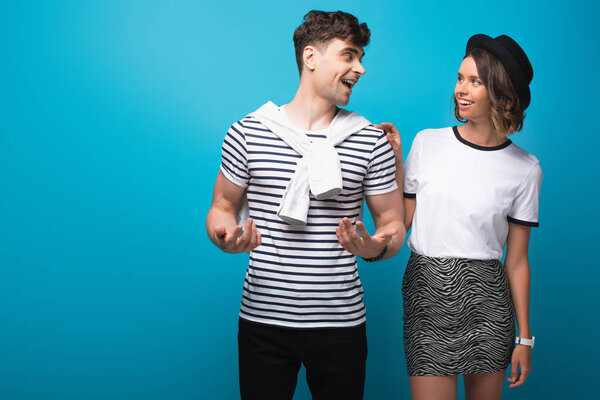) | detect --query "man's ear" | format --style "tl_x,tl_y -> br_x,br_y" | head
303,46 -> 316,71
